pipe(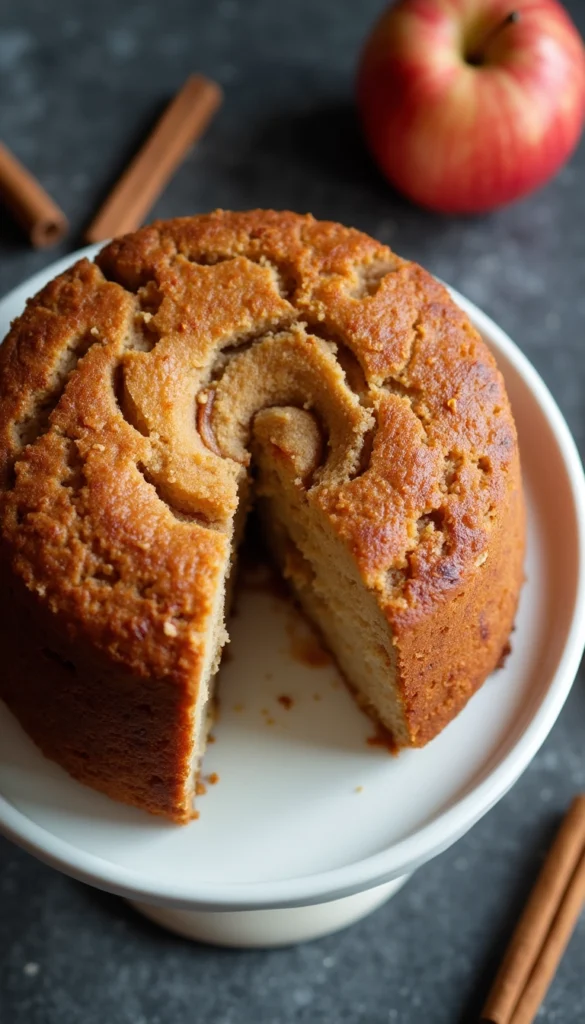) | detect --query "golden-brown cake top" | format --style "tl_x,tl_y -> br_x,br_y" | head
0,210 -> 517,681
